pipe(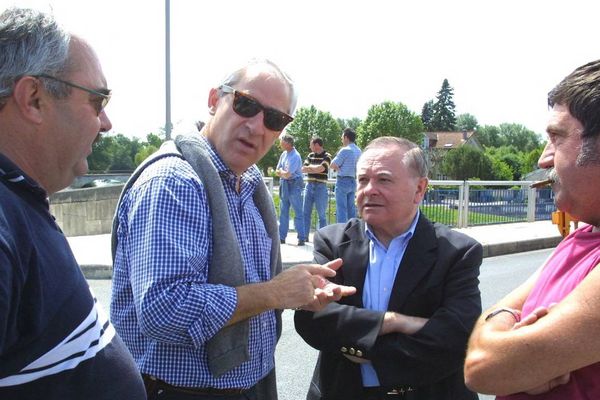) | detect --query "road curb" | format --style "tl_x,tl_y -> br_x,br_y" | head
80,237 -> 564,280
482,236 -> 562,258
